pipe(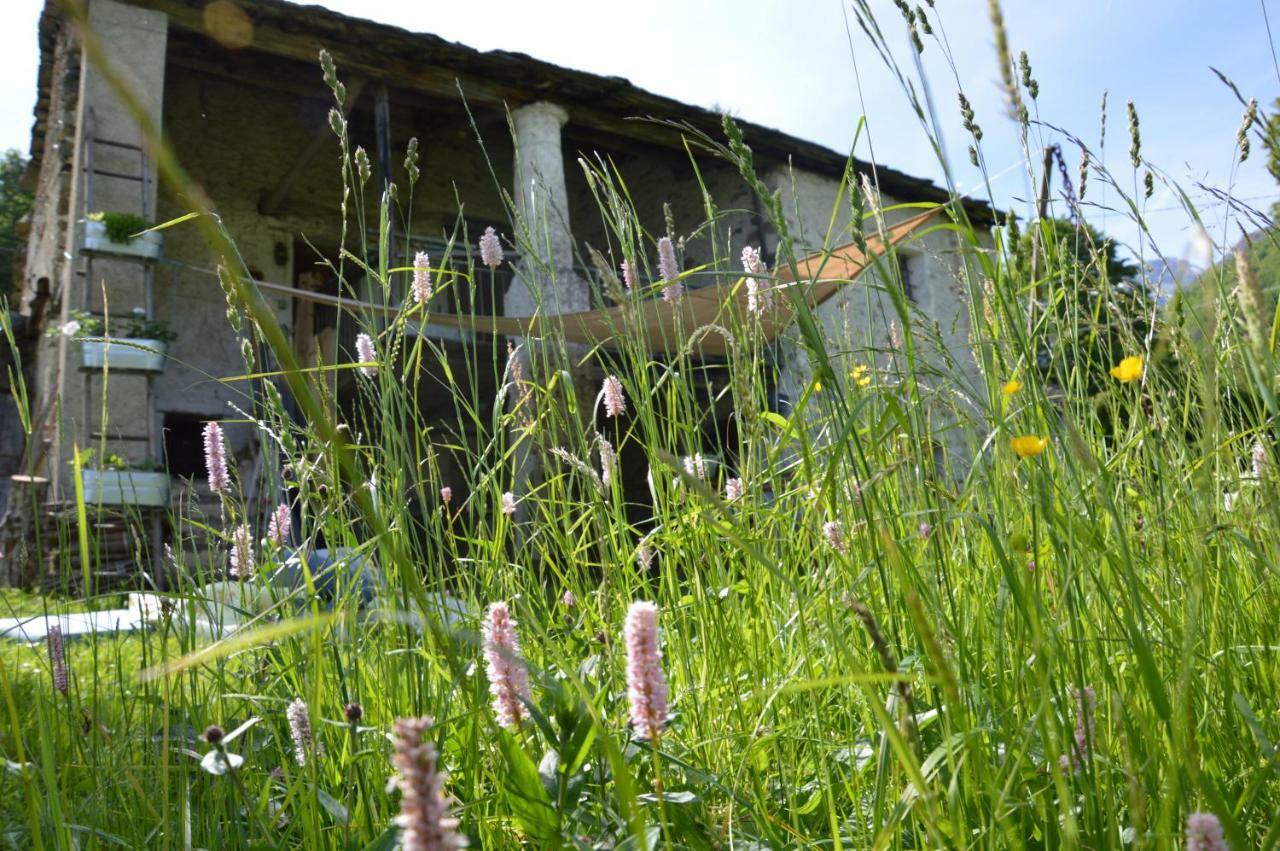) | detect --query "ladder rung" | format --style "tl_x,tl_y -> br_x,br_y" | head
91,137 -> 144,151
86,168 -> 145,182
